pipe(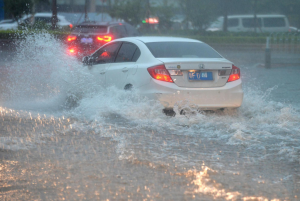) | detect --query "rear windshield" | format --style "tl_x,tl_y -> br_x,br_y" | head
146,42 -> 222,58
73,25 -> 108,33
